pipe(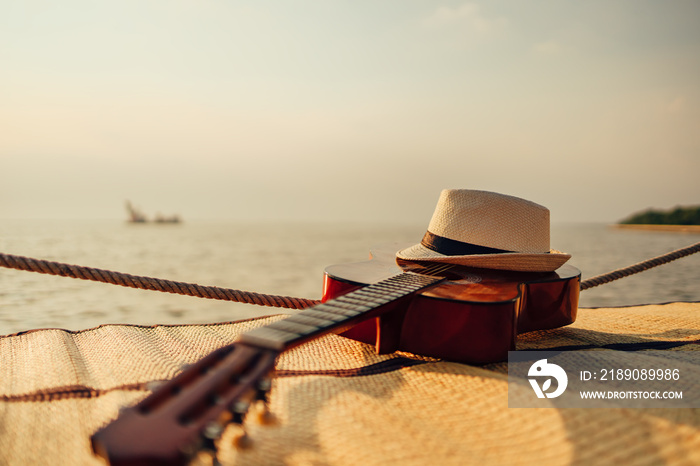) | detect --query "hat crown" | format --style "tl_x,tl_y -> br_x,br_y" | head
427,190 -> 550,254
